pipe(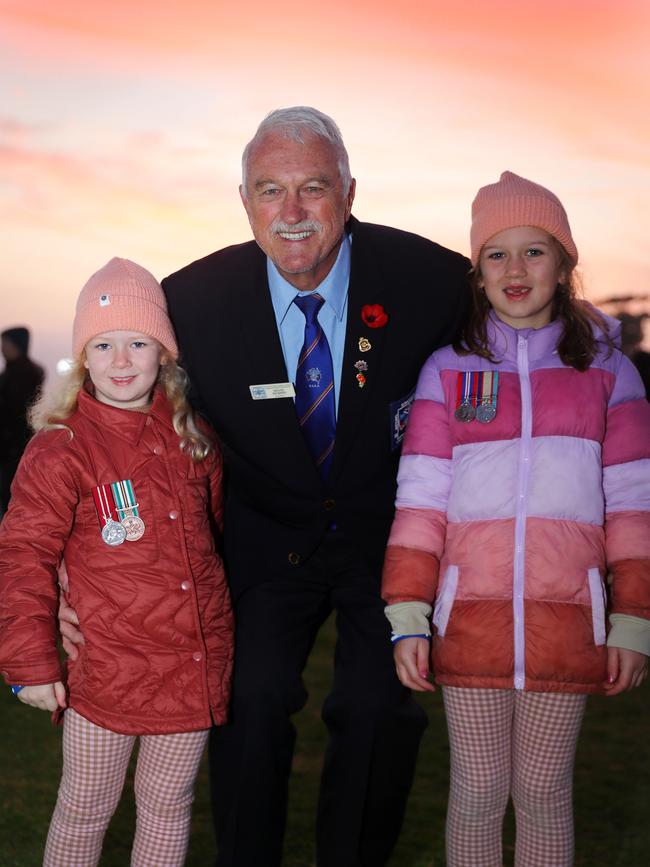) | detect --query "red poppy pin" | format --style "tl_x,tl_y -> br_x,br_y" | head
361,304 -> 389,329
